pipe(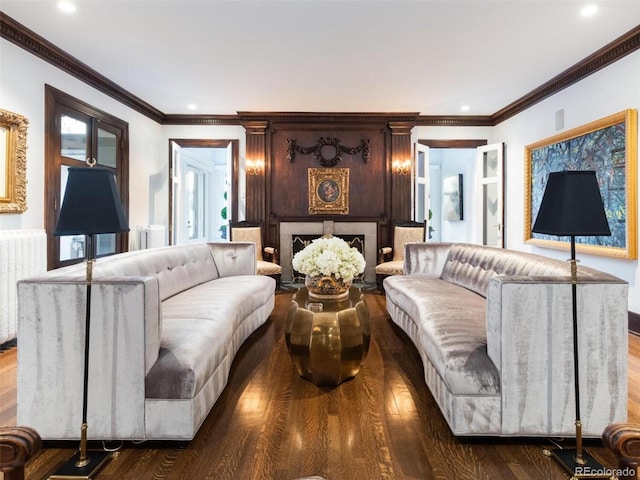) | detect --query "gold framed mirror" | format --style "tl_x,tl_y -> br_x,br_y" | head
0,108 -> 28,213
